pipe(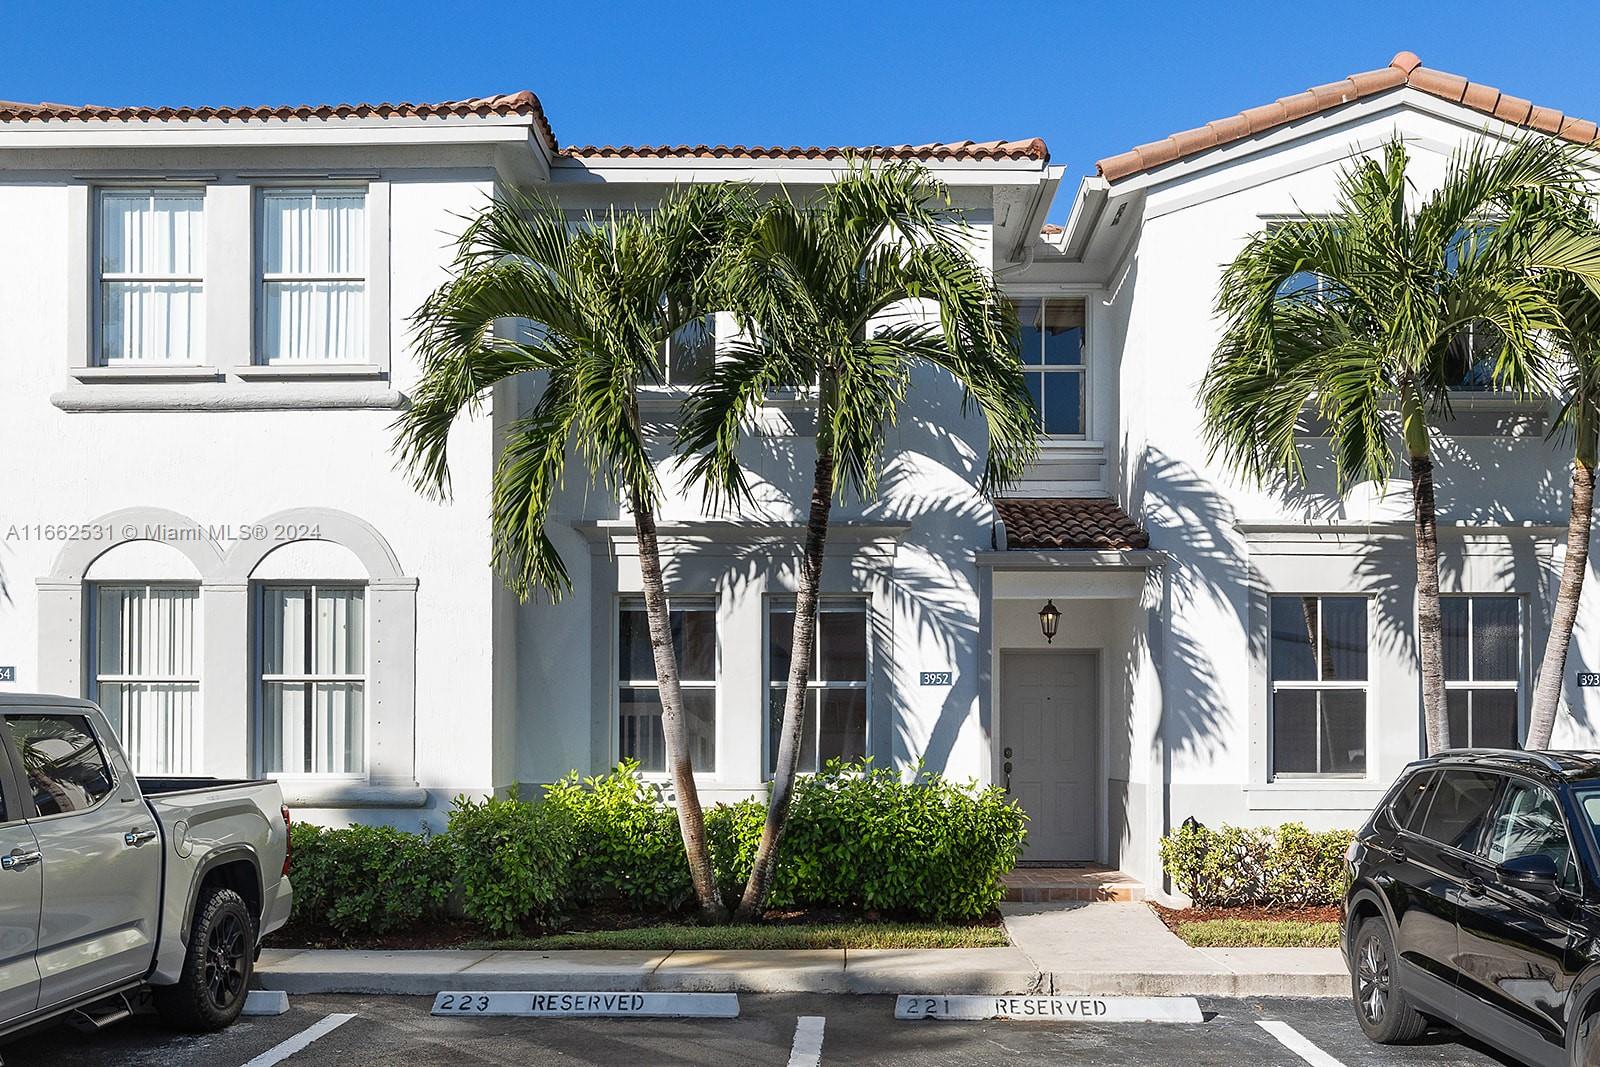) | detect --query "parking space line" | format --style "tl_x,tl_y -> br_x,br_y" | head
239,1012 -> 356,1067
787,1014 -> 825,1067
1257,1020 -> 1345,1067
